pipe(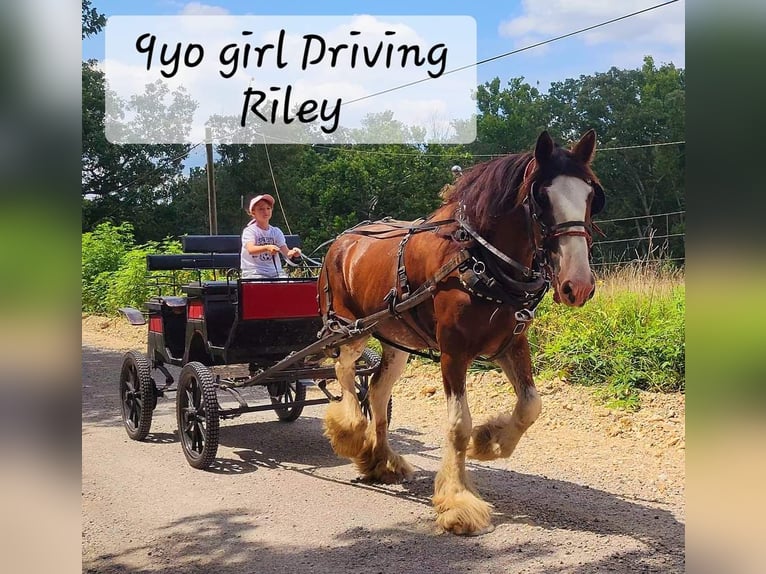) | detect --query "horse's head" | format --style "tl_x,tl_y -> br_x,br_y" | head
529,130 -> 605,307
